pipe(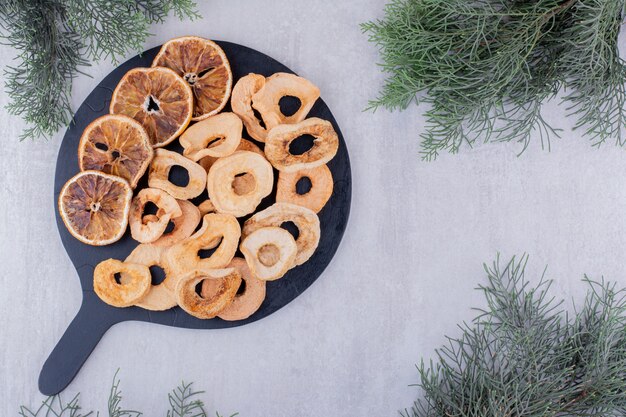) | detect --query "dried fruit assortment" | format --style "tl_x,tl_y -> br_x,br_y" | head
58,36 -> 339,321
